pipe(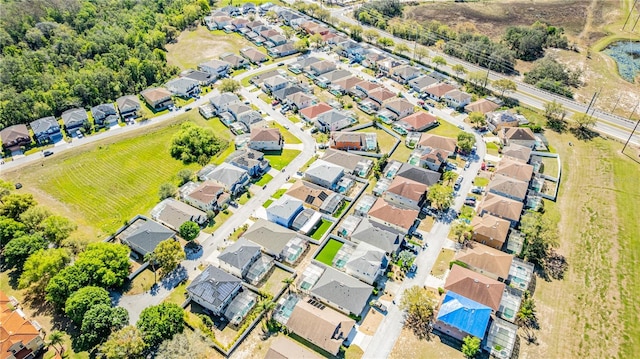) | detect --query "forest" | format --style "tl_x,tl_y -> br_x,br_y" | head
0,0 -> 211,129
